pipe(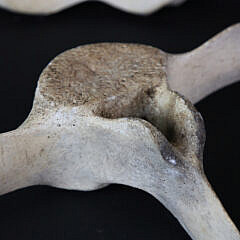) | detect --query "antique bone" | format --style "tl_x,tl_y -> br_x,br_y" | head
0,26 -> 240,240
0,0 -> 186,15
